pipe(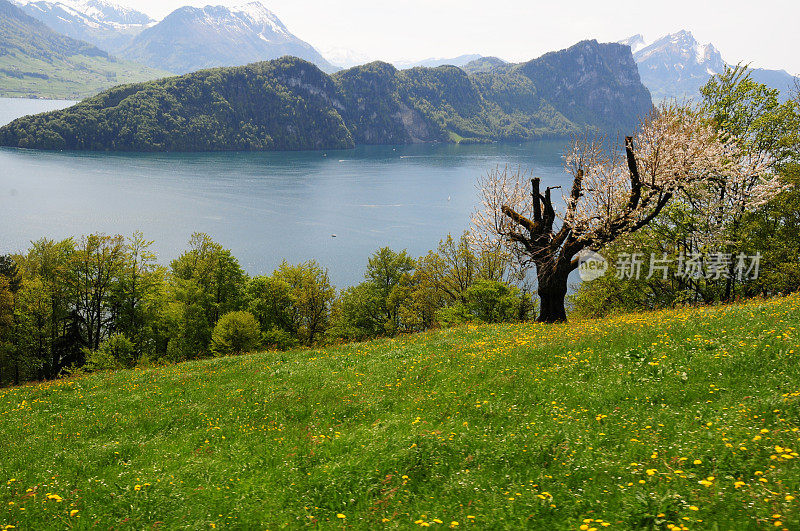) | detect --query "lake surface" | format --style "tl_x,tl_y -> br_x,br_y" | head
0,97 -> 572,288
